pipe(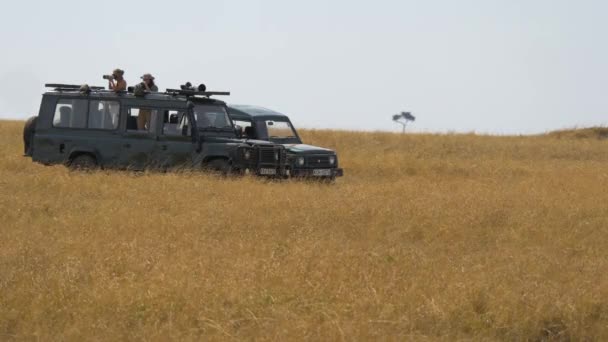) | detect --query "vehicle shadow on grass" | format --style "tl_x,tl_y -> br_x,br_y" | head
65,163 -> 339,185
